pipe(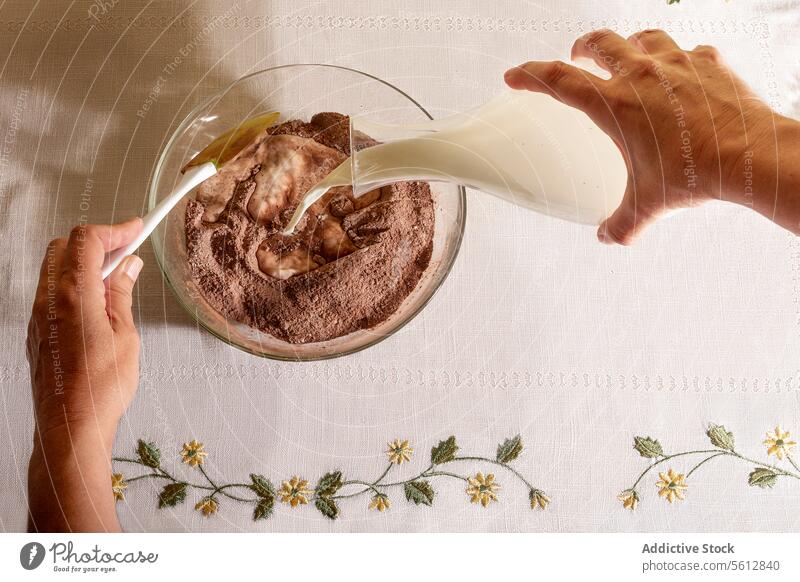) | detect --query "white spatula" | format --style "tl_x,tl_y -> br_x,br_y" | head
100,111 -> 280,279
